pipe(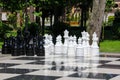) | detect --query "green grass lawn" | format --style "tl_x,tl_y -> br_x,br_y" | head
100,40 -> 120,53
